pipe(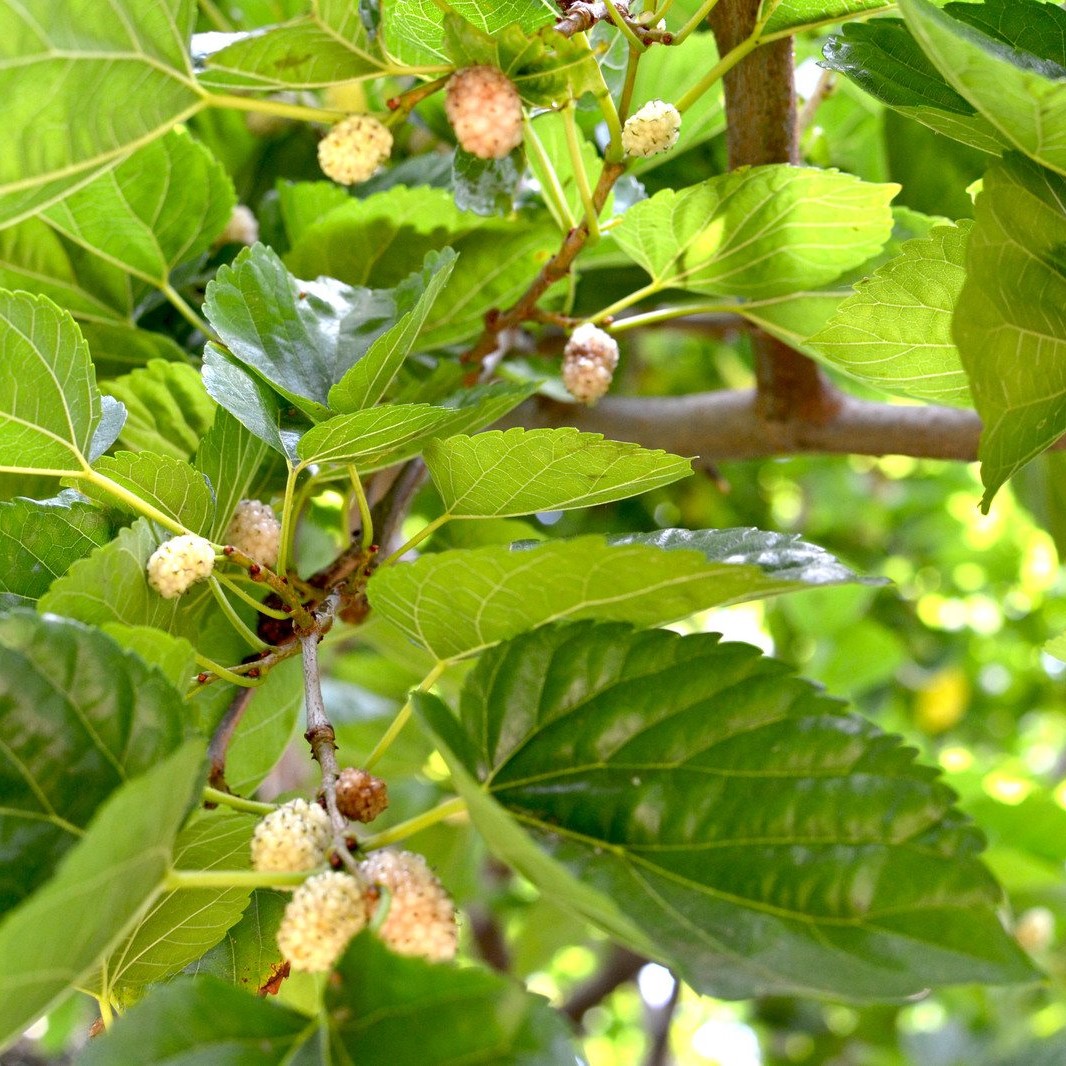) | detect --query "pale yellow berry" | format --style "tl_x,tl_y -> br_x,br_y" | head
277,871 -> 370,972
445,66 -> 524,160
250,799 -> 332,874
622,99 -> 681,158
146,535 -> 215,599
217,205 -> 259,247
360,849 -> 457,963
1014,907 -> 1055,953
317,115 -> 393,185
226,498 -> 281,567
562,323 -> 619,404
